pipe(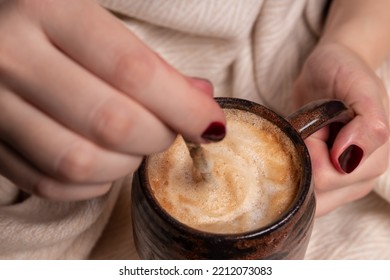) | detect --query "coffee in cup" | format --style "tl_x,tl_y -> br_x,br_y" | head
148,108 -> 301,234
